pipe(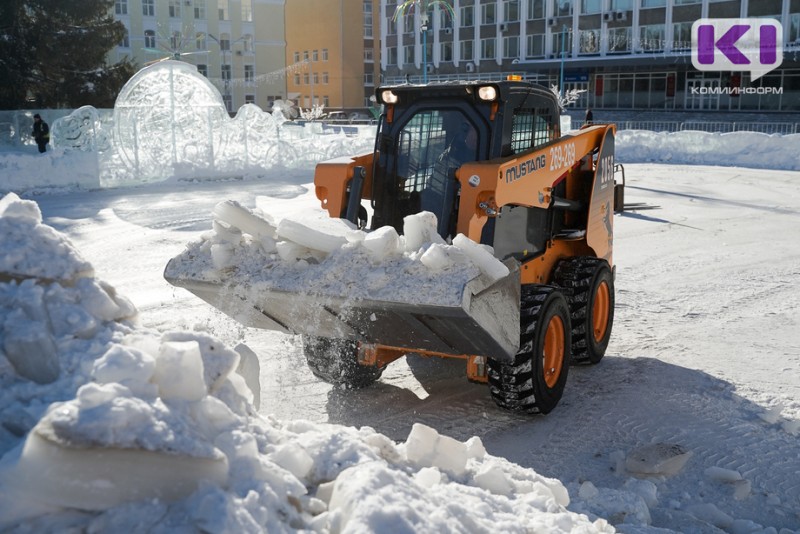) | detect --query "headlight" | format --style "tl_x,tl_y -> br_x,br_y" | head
477,85 -> 497,101
380,90 -> 399,104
